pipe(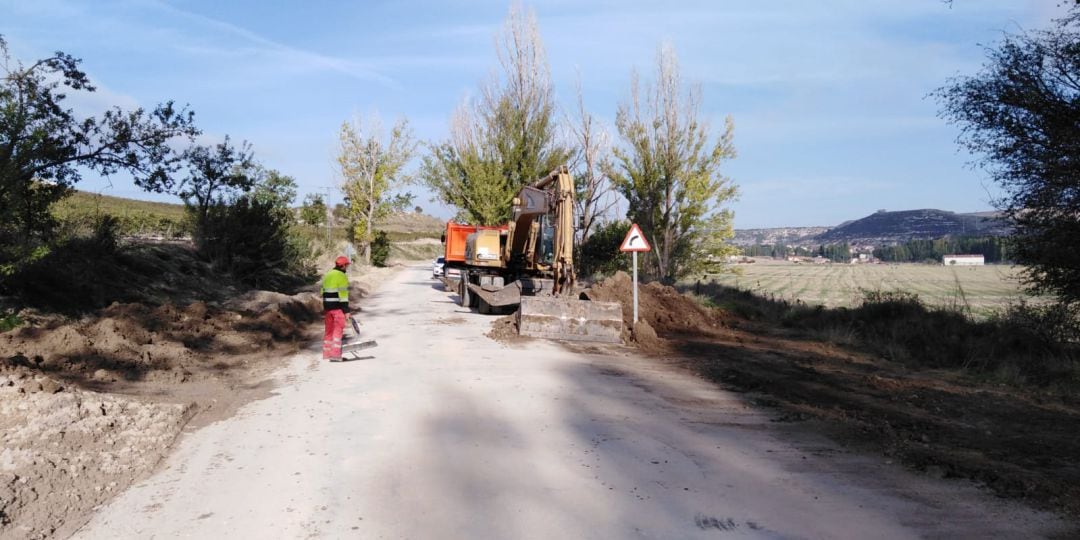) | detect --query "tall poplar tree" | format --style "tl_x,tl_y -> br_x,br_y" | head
337,116 -> 415,264
608,44 -> 739,282
421,3 -> 569,225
